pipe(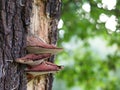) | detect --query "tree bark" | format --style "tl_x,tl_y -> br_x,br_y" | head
0,0 -> 32,90
0,0 -> 61,90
